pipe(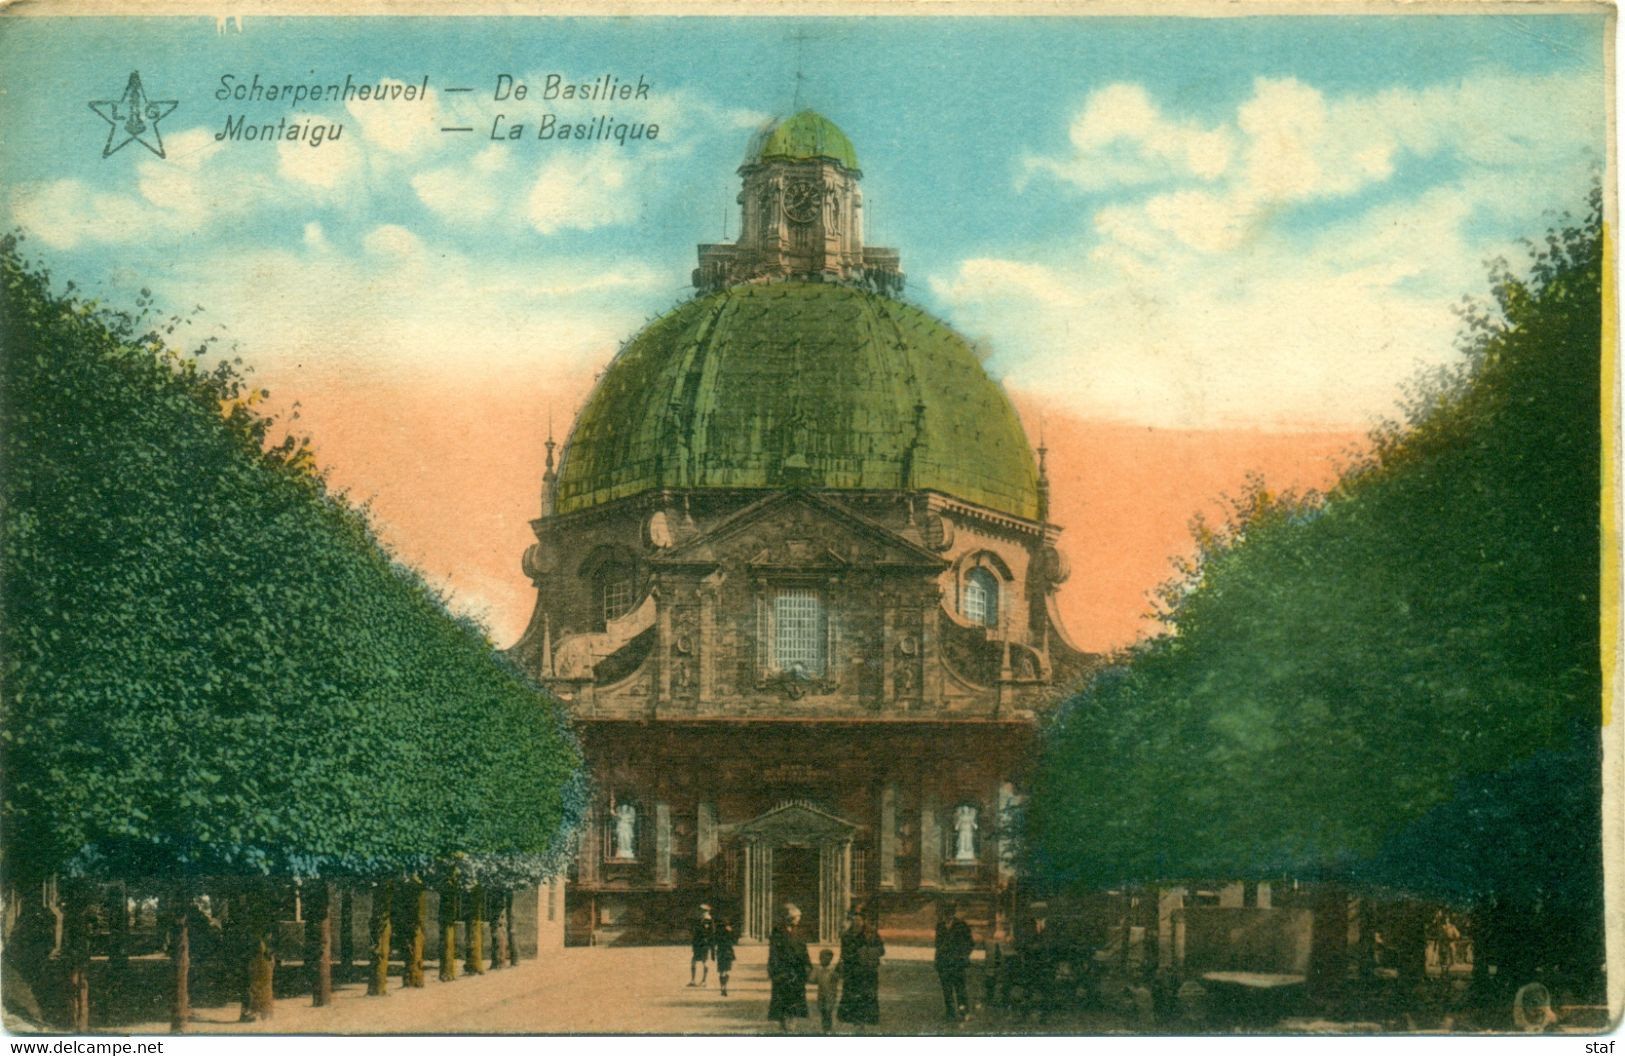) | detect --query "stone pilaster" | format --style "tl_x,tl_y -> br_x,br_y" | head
879,783 -> 898,891
579,803 -> 600,885
920,783 -> 941,889
697,801 -> 719,866
655,802 -> 673,888
996,781 -> 1016,886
